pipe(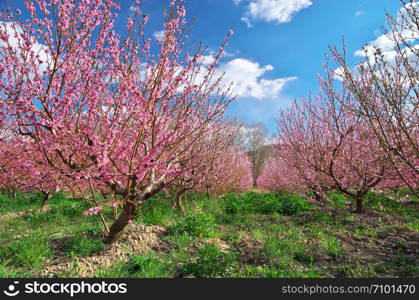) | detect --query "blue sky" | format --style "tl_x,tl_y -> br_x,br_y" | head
4,0 -> 404,133
120,0 -> 404,132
